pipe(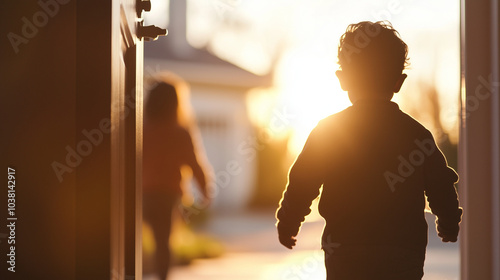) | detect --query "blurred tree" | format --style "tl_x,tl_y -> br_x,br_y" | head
404,81 -> 458,172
